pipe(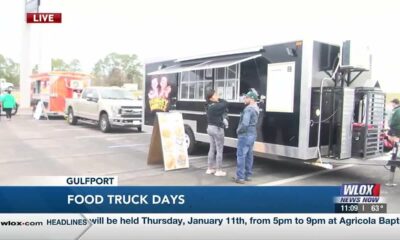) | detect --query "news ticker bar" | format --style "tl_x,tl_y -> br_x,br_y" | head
0,186 -> 341,213
1,214 -> 400,240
